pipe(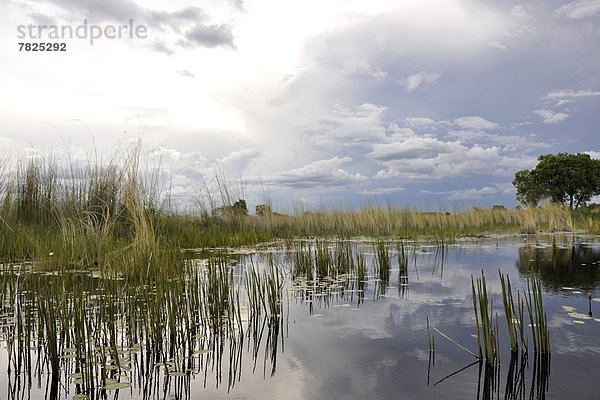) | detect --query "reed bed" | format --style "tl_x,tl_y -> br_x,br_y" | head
471,271 -> 499,363
468,270 -> 550,365
0,252 -> 289,398
0,144 -> 589,267
525,275 -> 551,355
